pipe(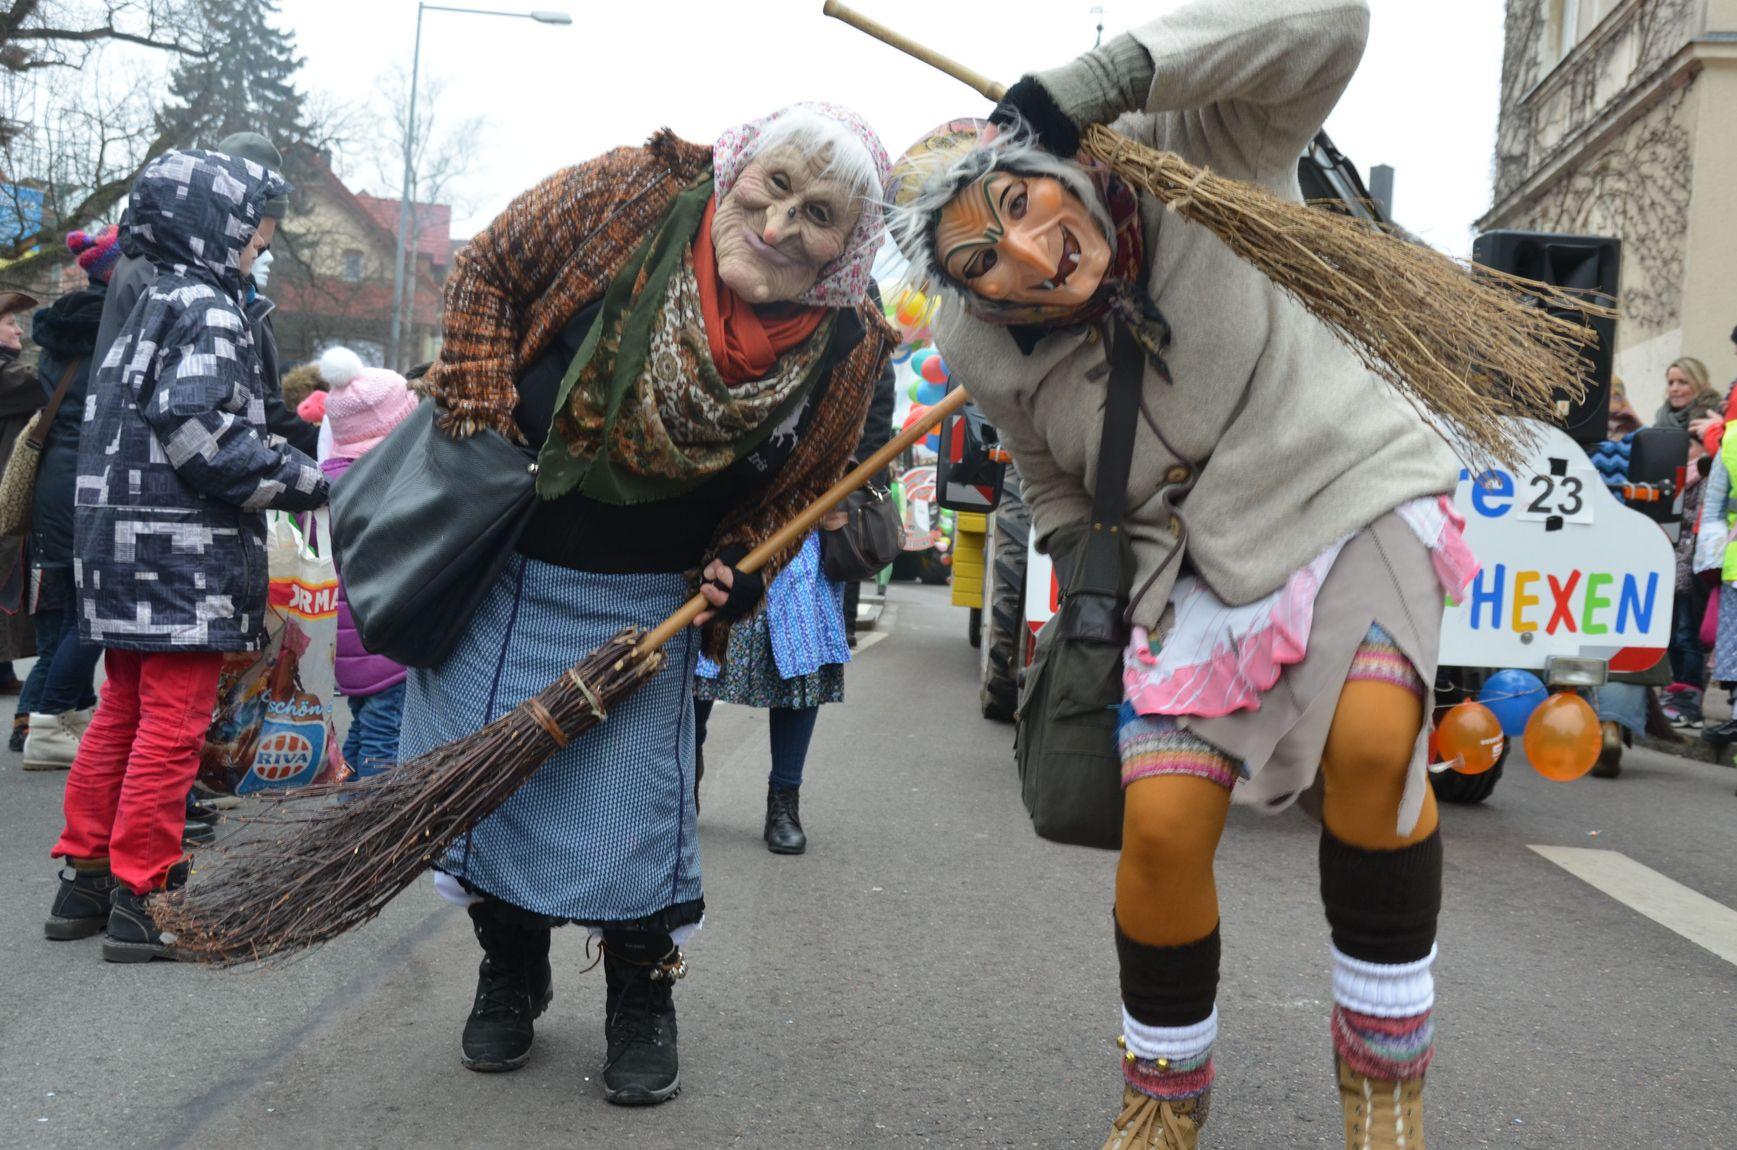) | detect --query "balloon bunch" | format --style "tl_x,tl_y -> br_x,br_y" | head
1432,668 -> 1601,782
907,348 -> 950,407
886,286 -> 940,357
901,401 -> 941,452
